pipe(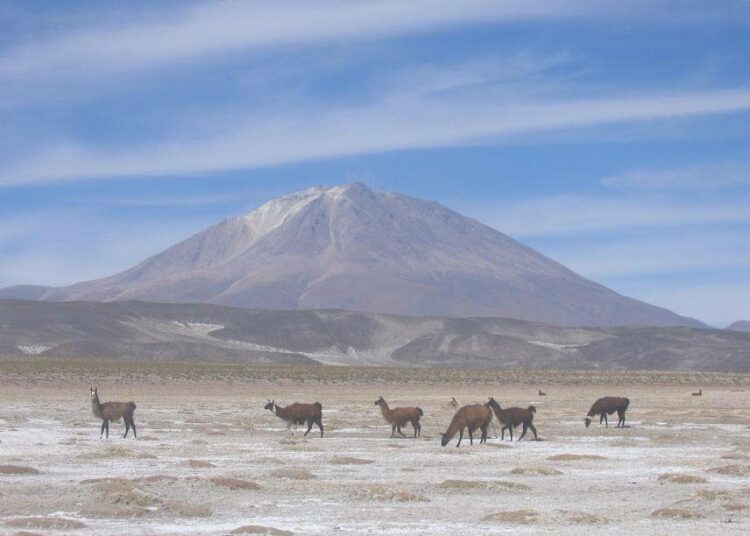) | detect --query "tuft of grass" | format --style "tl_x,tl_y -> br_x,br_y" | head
658,473 -> 707,484
483,510 -> 540,524
438,479 -> 530,491
0,465 -> 39,475
651,508 -> 704,519
510,466 -> 562,476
